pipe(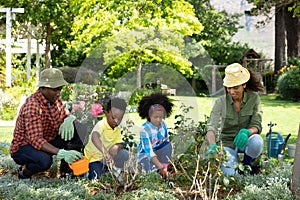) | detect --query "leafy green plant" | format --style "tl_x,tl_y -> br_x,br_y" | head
128,89 -> 154,106
277,64 -> 300,101
0,142 -> 10,155
0,101 -> 17,120
121,119 -> 138,150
